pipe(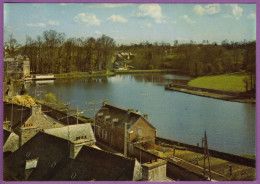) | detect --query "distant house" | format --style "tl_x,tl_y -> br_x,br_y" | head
4,132 -> 142,181
112,52 -> 134,70
95,100 -> 157,153
4,57 -> 30,79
